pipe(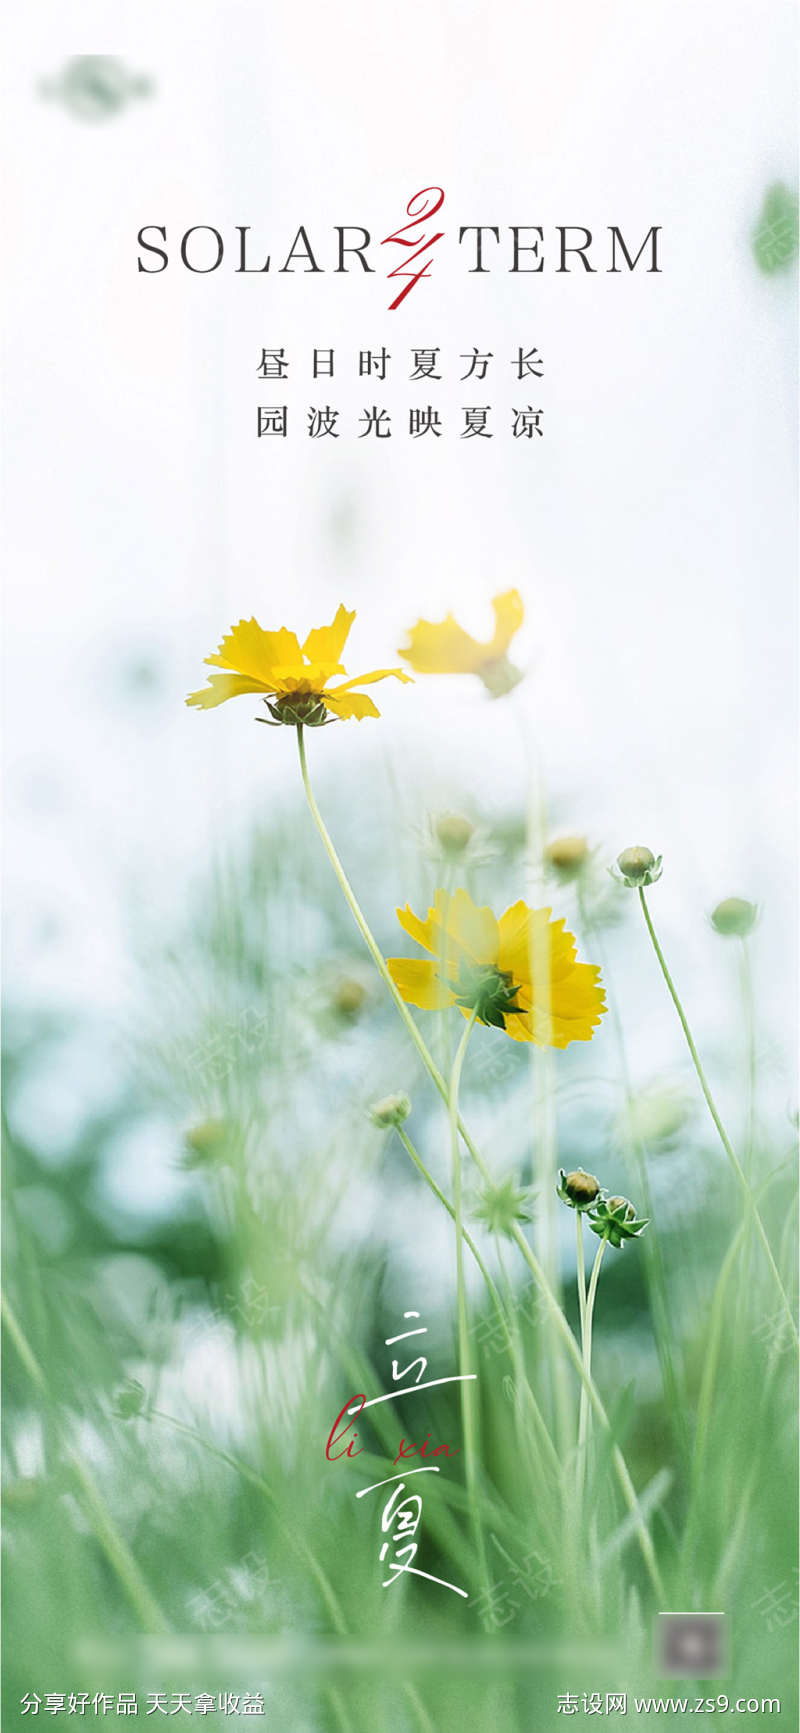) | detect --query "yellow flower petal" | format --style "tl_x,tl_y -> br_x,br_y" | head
551,964 -> 606,1027
487,589 -> 524,657
396,902 -> 440,955
399,613 -> 487,675
502,1008 -> 535,1044
495,900 -> 606,1046
442,888 -> 499,965
324,689 -> 381,720
303,605 -> 356,667
327,667 -> 414,693
498,904 -> 584,990
322,667 -> 413,719
186,673 -> 271,709
269,662 -> 345,694
505,1003 -> 598,1048
513,965 -> 606,1046
399,590 -> 524,675
387,957 -> 456,1010
395,890 -> 497,968
497,900 -> 547,982
206,619 -> 303,681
